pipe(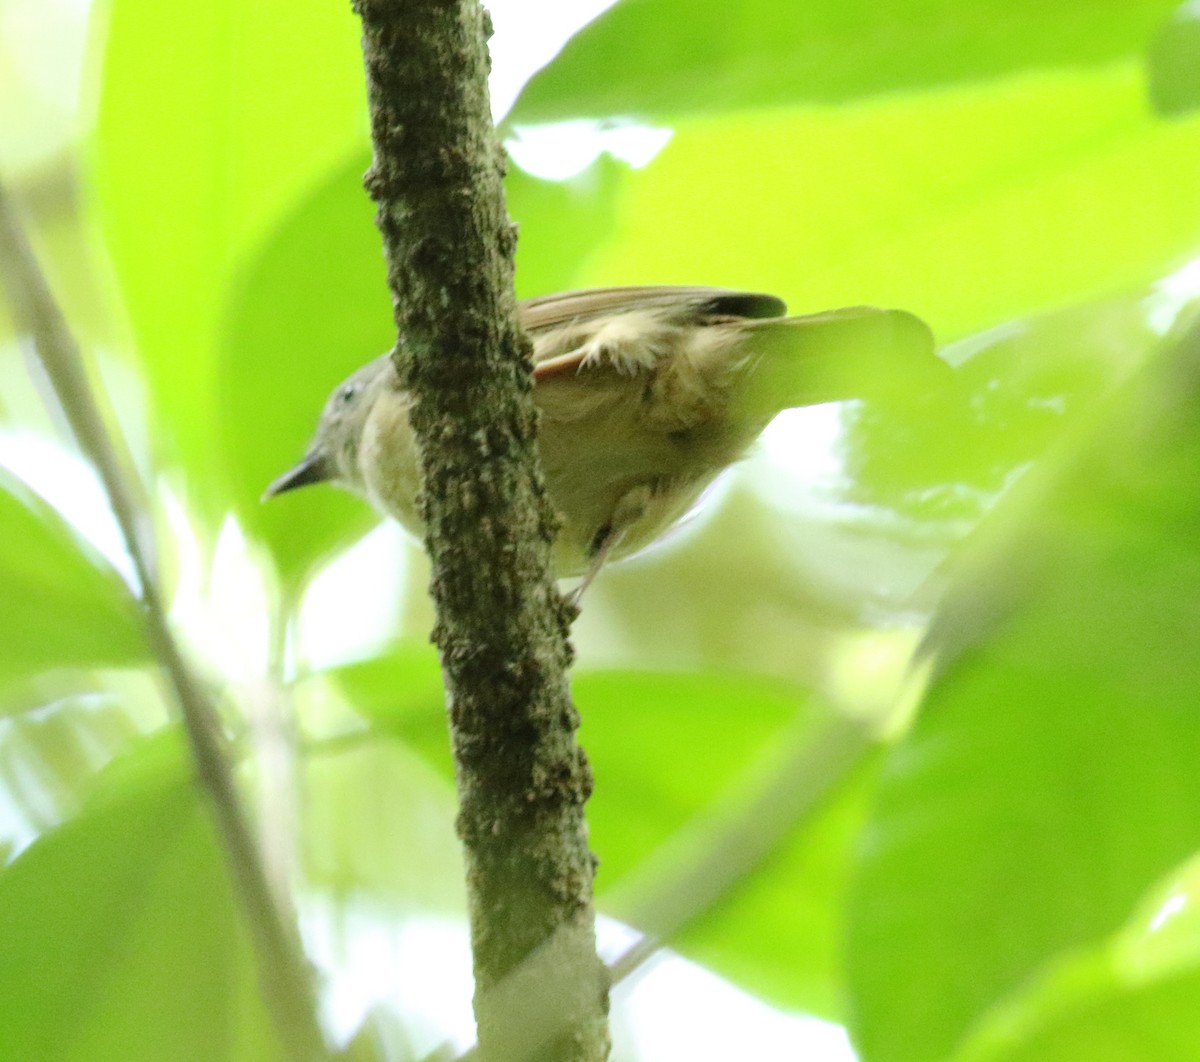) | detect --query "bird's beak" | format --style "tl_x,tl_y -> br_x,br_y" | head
262,450 -> 332,500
